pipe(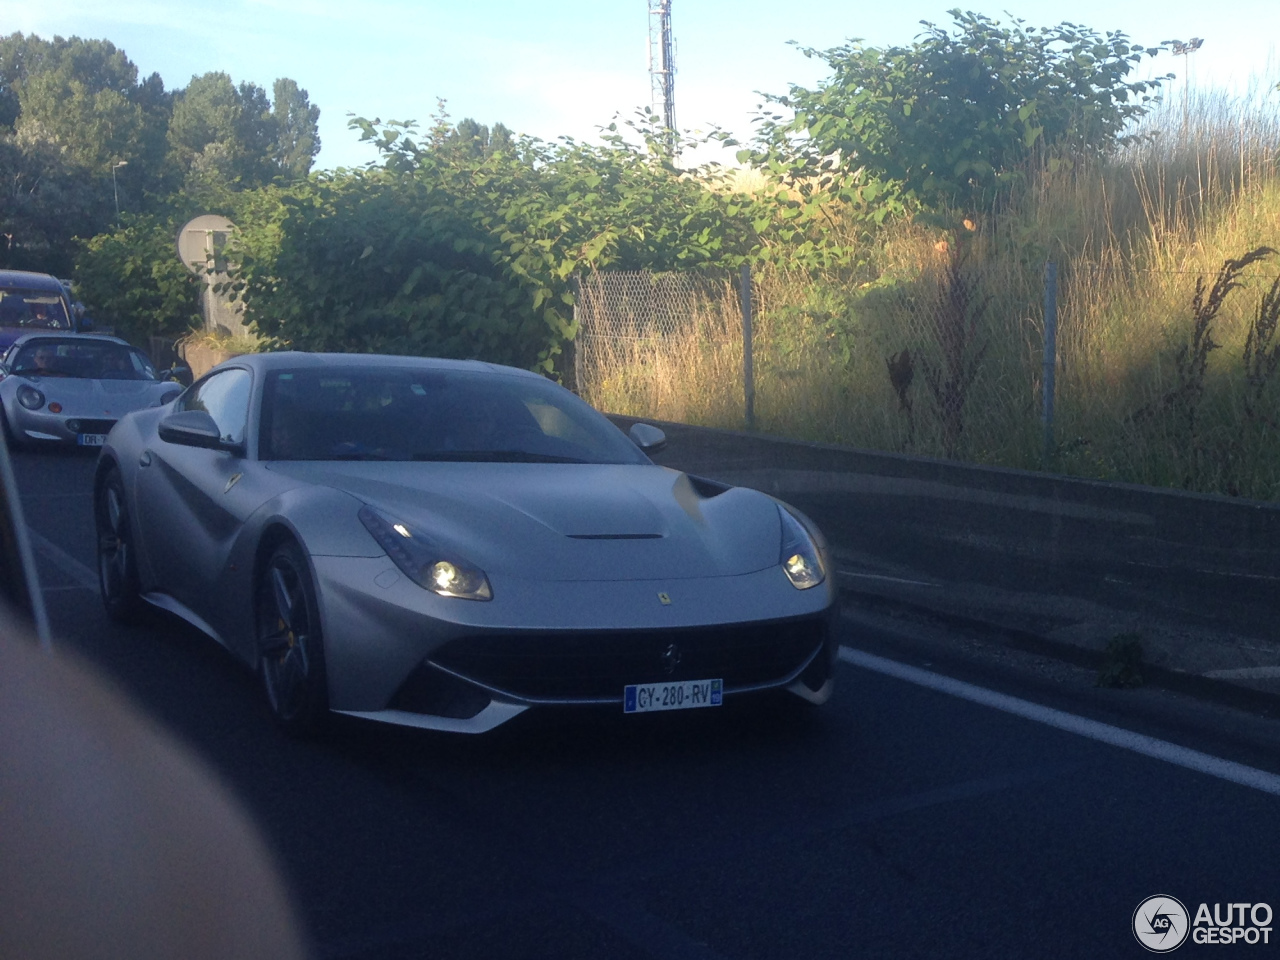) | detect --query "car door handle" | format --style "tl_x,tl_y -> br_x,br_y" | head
139,450 -> 153,467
